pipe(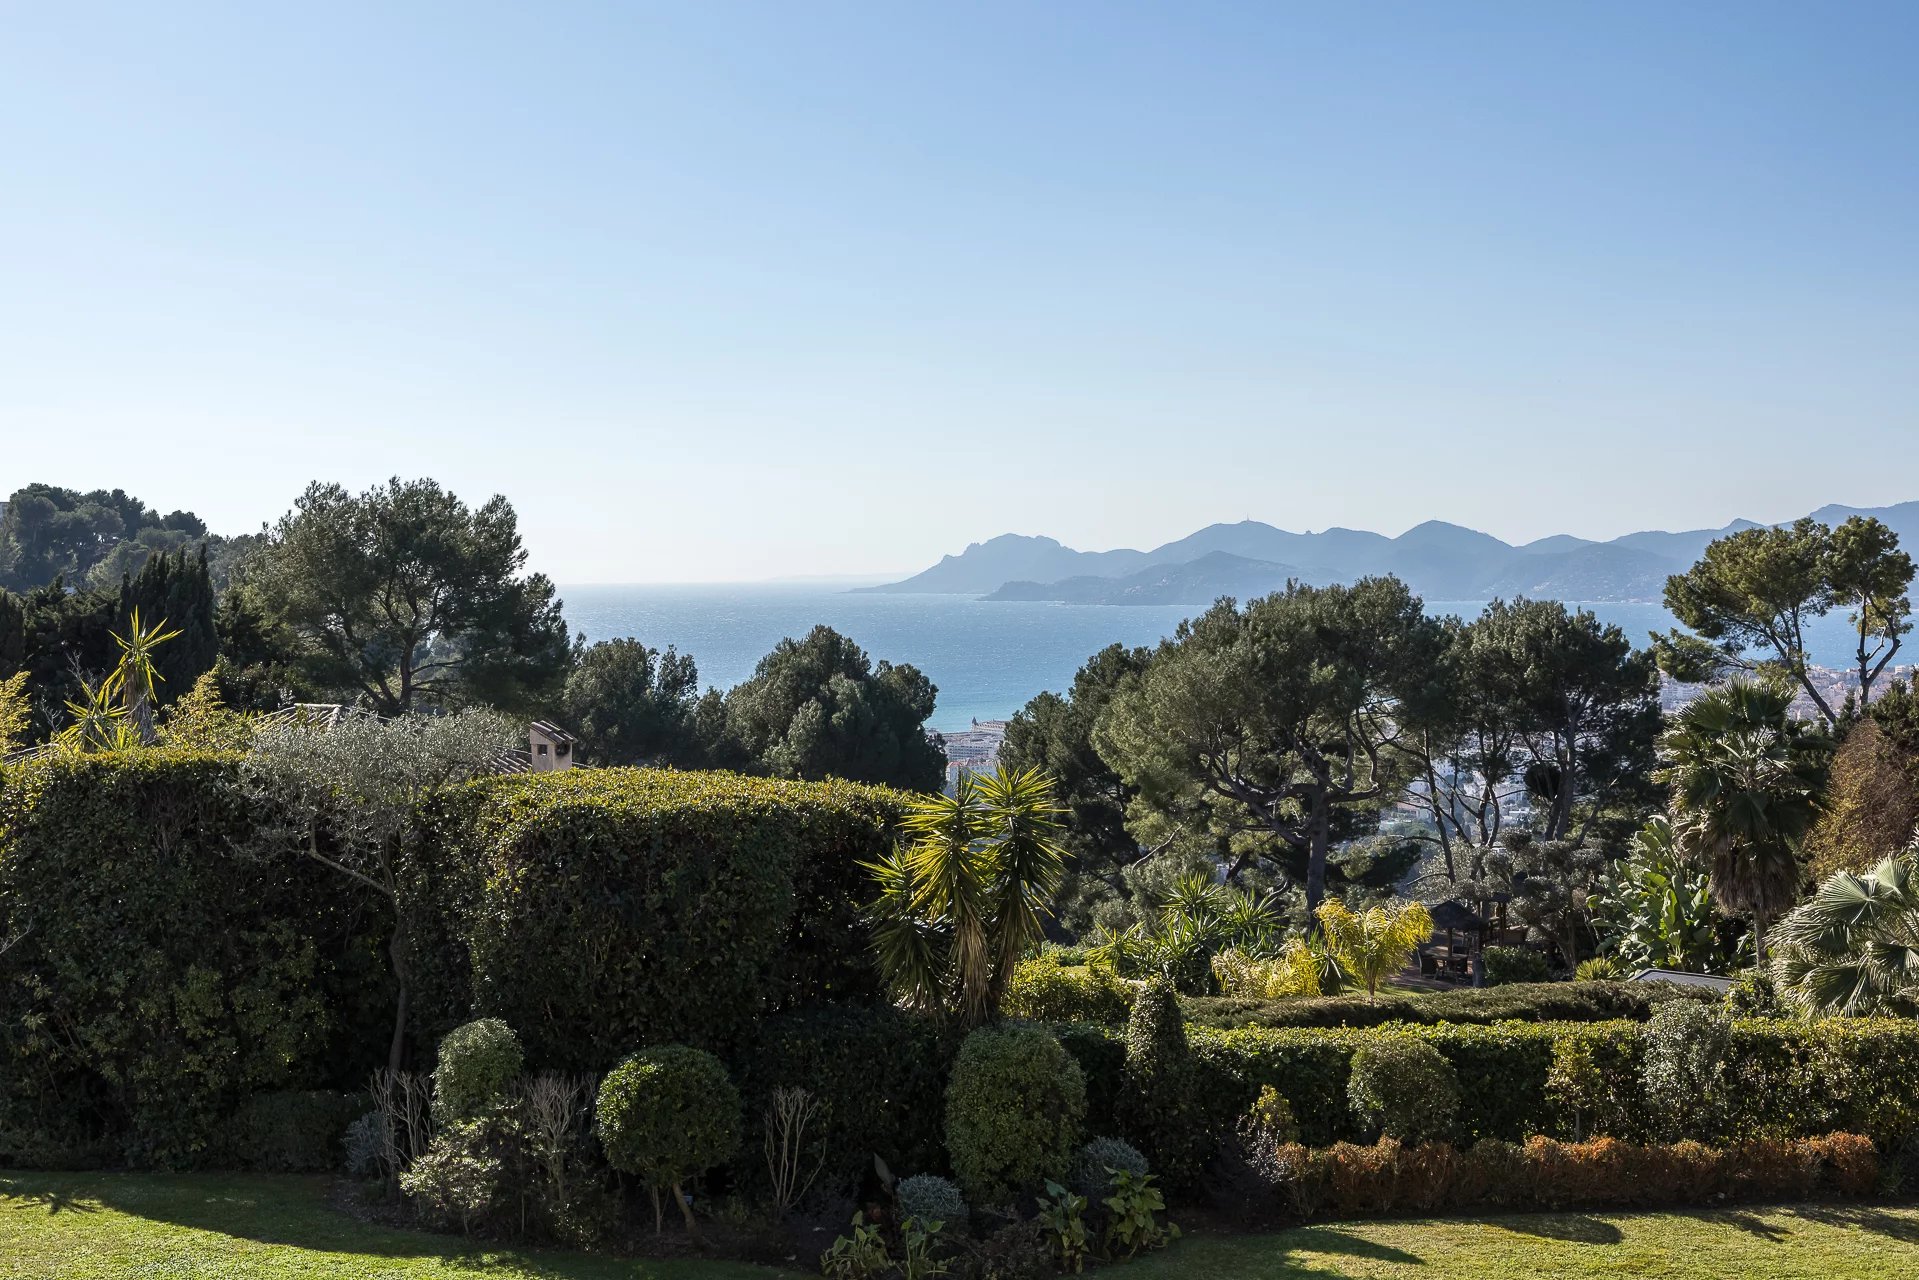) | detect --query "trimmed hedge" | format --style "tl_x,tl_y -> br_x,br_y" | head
738,1006 -> 949,1184
229,1090 -> 368,1172
1054,1015 -> 1919,1154
1185,981 -> 1719,1032
412,768 -> 904,1071
1238,1132 -> 1877,1222
1003,961 -> 1135,1024
0,752 -> 391,1168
